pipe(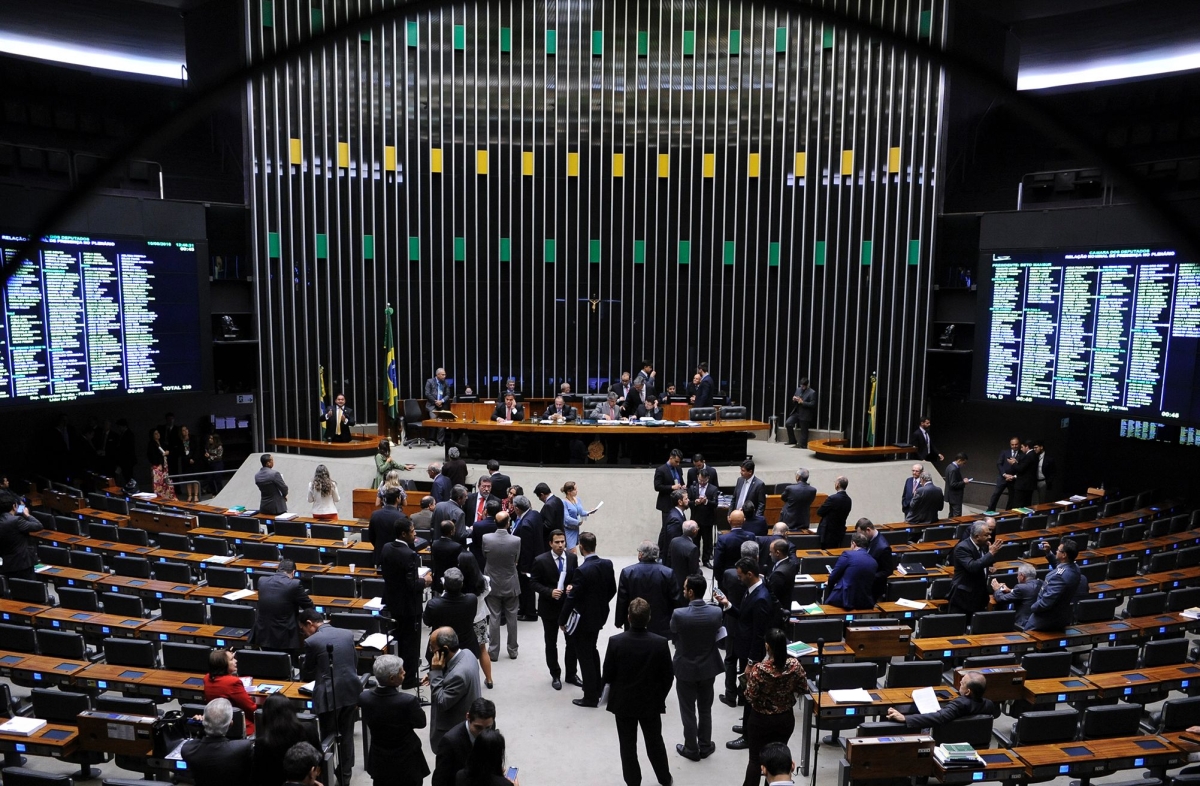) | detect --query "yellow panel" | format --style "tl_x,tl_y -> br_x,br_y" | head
476,149 -> 489,175
888,146 -> 901,174
748,153 -> 761,178
658,153 -> 670,178
522,151 -> 535,176
841,150 -> 854,176
612,153 -> 625,177
336,142 -> 349,168
702,153 -> 716,178
384,146 -> 396,172
431,148 -> 443,173
289,138 -> 302,165
794,152 -> 806,175
567,152 -> 580,177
